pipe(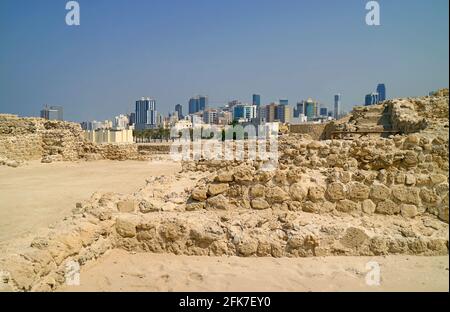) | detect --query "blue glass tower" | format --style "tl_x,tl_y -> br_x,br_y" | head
252,94 -> 261,106
376,84 -> 386,102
